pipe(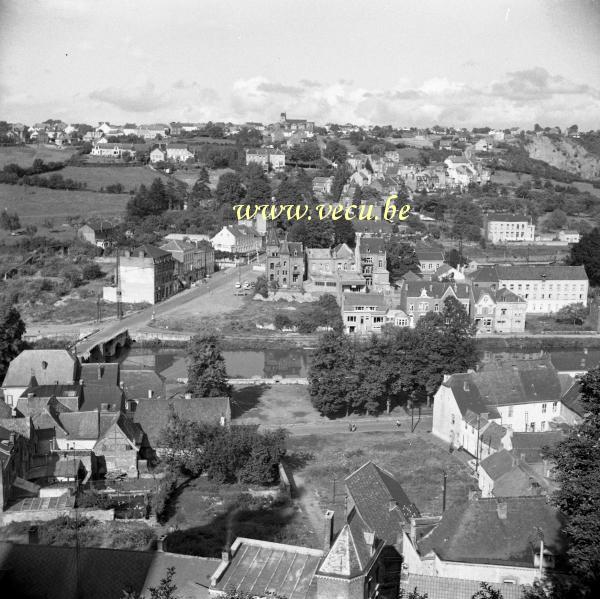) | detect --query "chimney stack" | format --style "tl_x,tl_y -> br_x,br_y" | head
97,365 -> 102,380
496,499 -> 508,520
148,389 -> 153,399
156,535 -> 166,552
222,547 -> 231,563
463,380 -> 469,392
323,510 -> 335,551
363,531 -> 375,556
